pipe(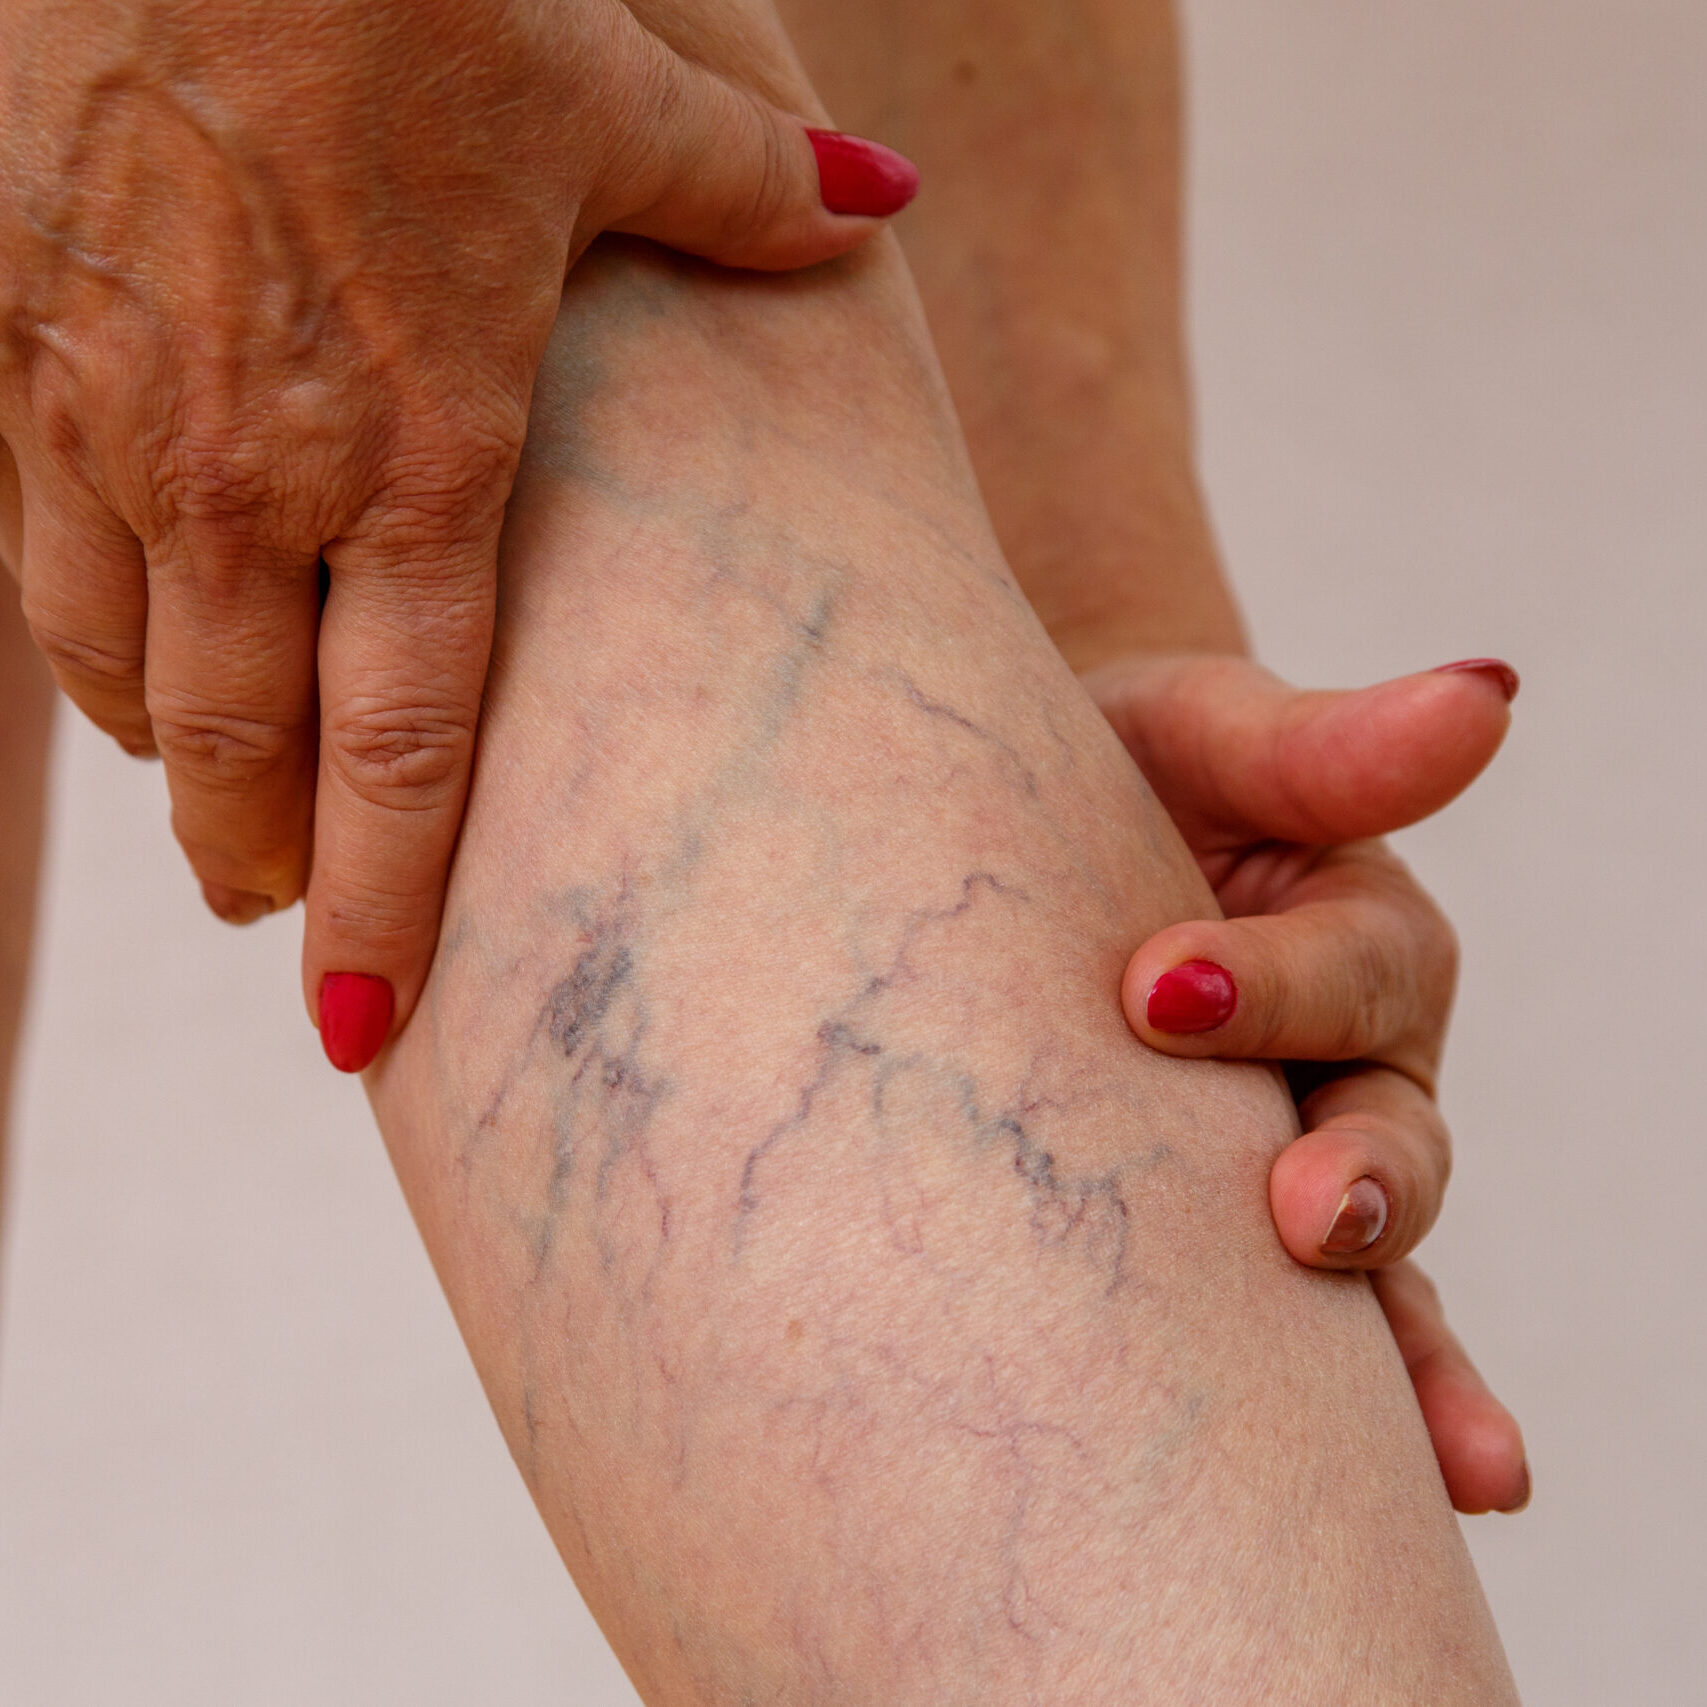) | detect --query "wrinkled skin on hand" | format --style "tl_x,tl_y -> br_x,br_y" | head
0,0 -> 888,1047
